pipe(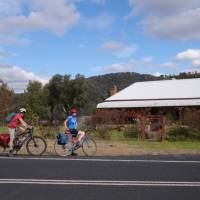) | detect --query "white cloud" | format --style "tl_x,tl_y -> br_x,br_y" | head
0,0 -> 80,36
100,41 -> 137,58
83,13 -> 115,30
192,60 -> 200,68
0,64 -> 48,93
0,0 -> 21,17
176,49 -> 200,60
0,36 -> 29,46
128,0 -> 200,17
114,45 -> 137,58
174,49 -> 200,69
127,0 -> 200,40
100,41 -> 123,51
0,51 -> 15,58
153,72 -> 162,77
162,62 -> 177,68
142,56 -> 153,63
89,0 -> 105,4
91,59 -> 140,74
142,9 -> 200,41
70,0 -> 105,4
90,56 -> 158,75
